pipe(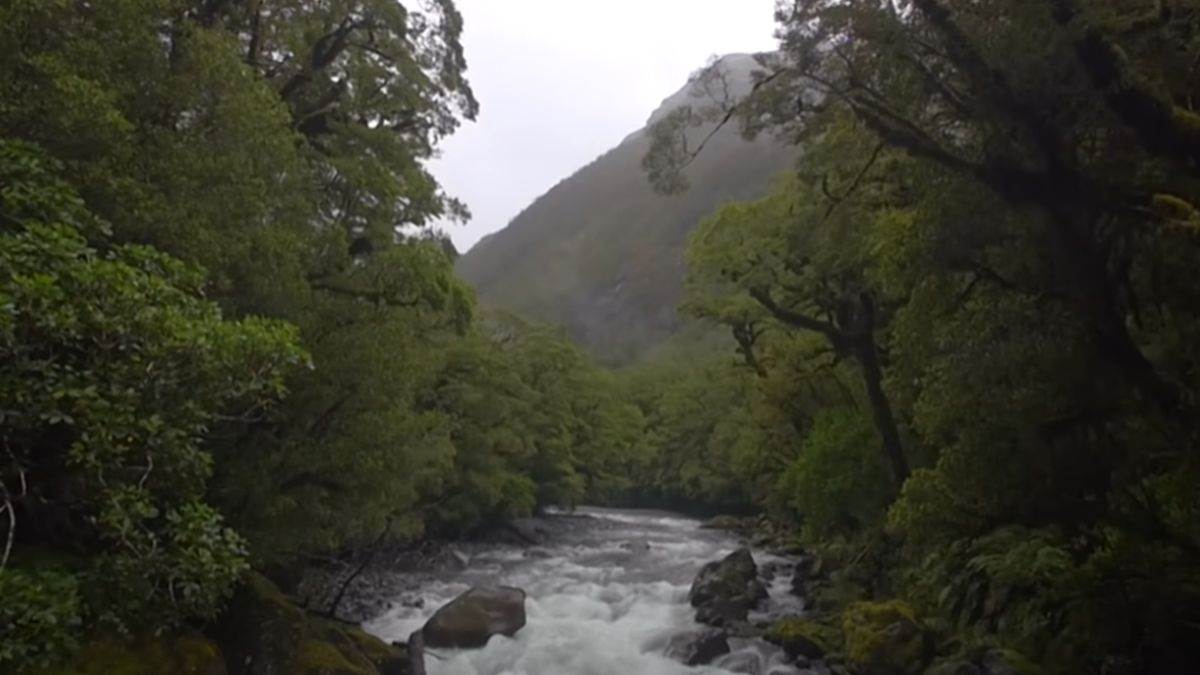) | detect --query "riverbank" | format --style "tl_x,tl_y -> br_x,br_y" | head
23,507 -> 1044,675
